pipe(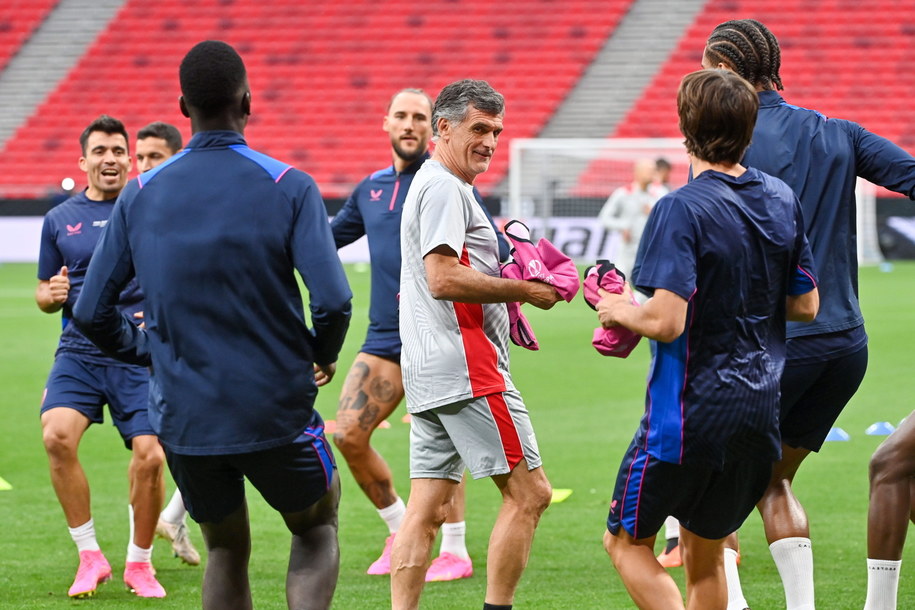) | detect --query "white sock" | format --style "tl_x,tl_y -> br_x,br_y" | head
160,490 -> 187,524
769,537 -> 815,610
664,516 -> 680,541
128,504 -> 135,545
68,519 -> 100,552
864,558 -> 901,610
724,548 -> 749,610
377,497 -> 406,534
126,541 -> 153,564
439,521 -> 469,559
